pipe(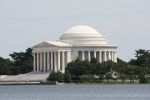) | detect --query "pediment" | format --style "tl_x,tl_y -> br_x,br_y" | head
33,42 -> 57,48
